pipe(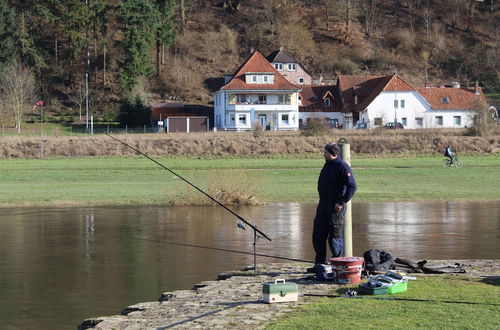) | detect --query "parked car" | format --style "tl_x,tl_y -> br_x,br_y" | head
384,122 -> 404,129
